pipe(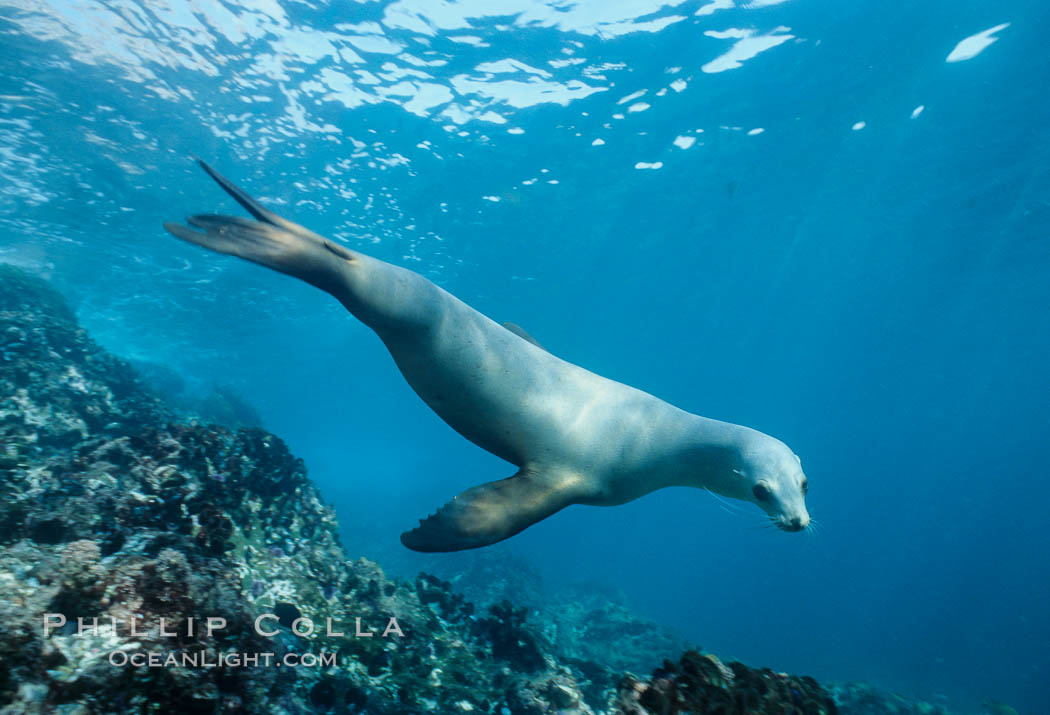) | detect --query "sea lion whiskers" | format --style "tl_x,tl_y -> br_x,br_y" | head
703,486 -> 747,517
